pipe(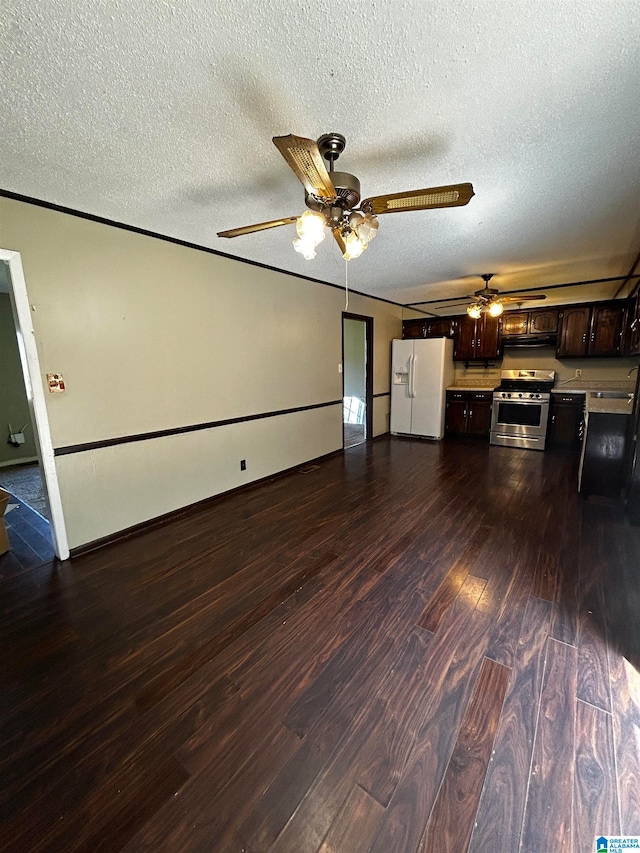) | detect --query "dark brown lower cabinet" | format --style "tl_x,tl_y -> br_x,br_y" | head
547,393 -> 585,450
445,391 -> 493,438
580,412 -> 629,498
